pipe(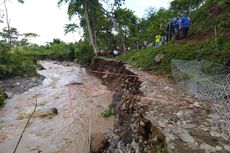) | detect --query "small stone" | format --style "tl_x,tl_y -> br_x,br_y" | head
193,102 -> 202,108
165,133 -> 176,141
50,107 -> 58,115
179,129 -> 194,144
131,139 -> 138,150
200,143 -> 216,153
210,131 -> 220,137
154,54 -> 165,63
182,124 -> 194,129
140,121 -> 145,127
215,146 -> 222,151
5,92 -> 13,98
208,114 -> 220,120
176,111 -> 184,118
224,145 -> 230,152
158,121 -> 166,128
169,144 -> 175,150
121,103 -> 128,110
